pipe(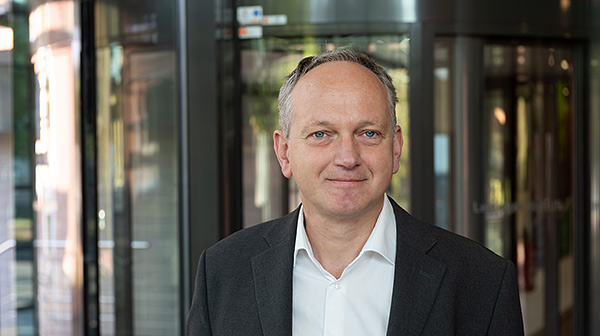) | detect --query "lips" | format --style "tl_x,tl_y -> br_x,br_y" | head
326,177 -> 367,183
